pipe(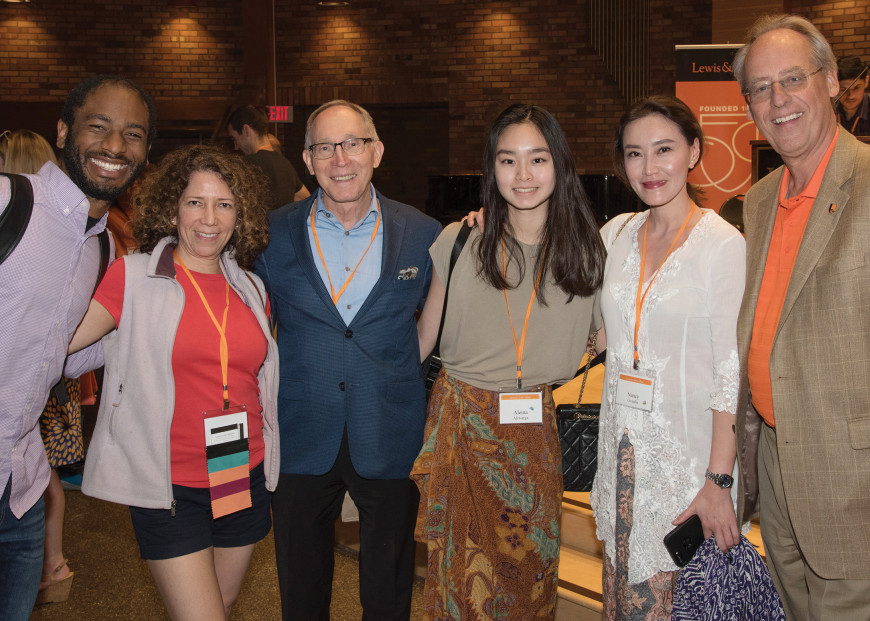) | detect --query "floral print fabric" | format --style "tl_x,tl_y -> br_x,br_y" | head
602,433 -> 679,620
411,370 -> 562,619
39,377 -> 84,468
